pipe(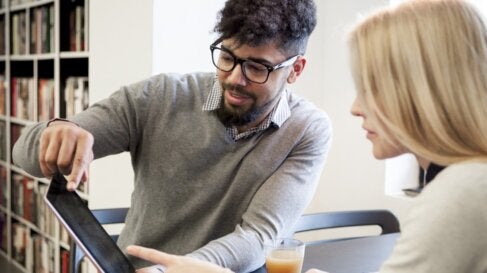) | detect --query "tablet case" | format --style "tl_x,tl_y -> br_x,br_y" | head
44,172 -> 136,273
